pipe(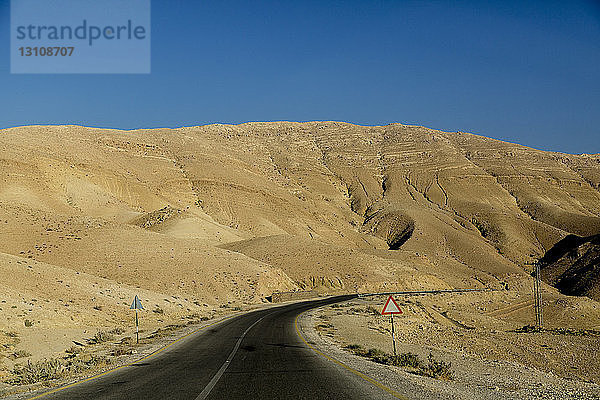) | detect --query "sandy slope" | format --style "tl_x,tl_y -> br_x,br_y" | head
309,296 -> 600,399
0,122 -> 599,383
